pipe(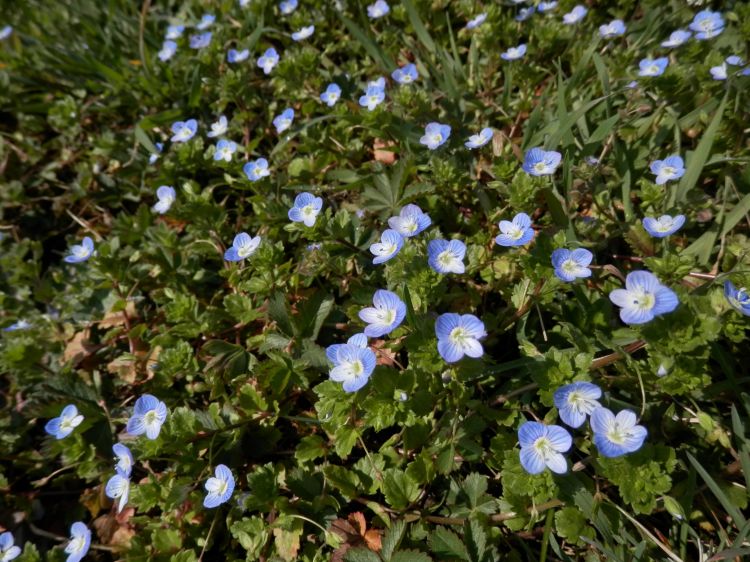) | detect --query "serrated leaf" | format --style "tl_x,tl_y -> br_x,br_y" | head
391,550 -> 432,562
344,547 -> 381,562
381,519 -> 406,562
428,527 -> 470,560
383,469 -> 420,510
